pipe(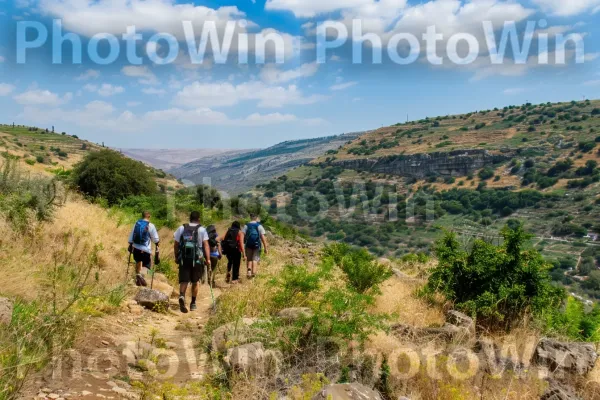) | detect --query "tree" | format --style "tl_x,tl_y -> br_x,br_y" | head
71,150 -> 156,205
196,185 -> 222,209
423,225 -> 564,329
